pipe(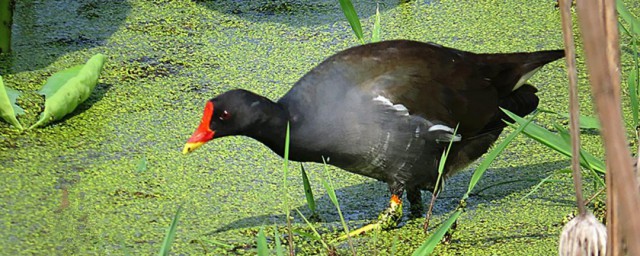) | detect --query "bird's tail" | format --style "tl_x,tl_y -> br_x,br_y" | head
476,49 -> 565,96
476,84 -> 540,135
